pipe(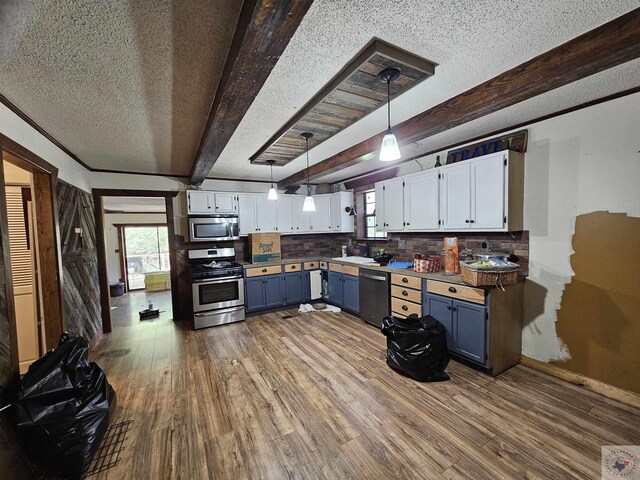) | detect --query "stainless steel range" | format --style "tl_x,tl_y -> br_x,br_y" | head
188,248 -> 245,329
